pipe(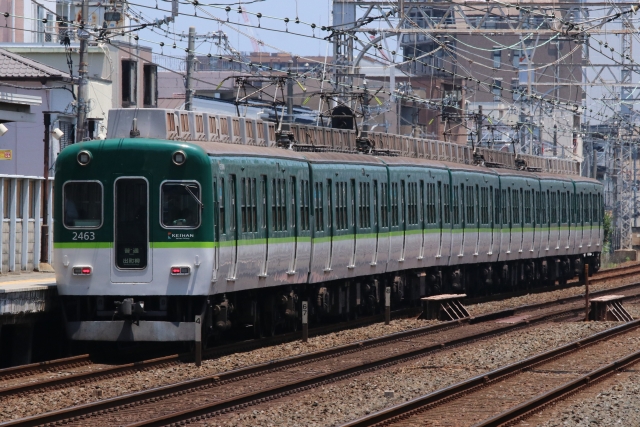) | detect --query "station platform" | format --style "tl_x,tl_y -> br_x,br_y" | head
0,272 -> 56,315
